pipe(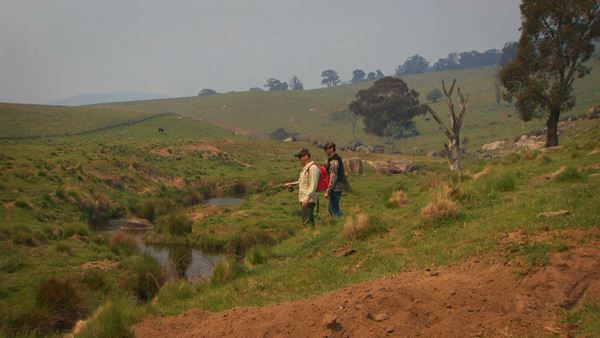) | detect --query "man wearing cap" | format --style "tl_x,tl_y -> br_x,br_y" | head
287,148 -> 320,227
323,141 -> 348,217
